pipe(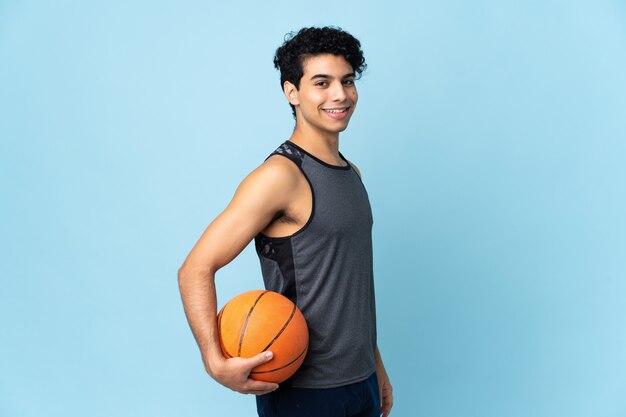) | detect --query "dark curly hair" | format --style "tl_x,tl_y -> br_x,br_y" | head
274,26 -> 367,118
